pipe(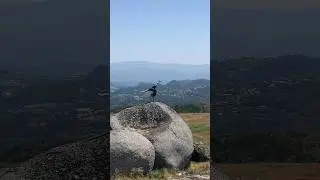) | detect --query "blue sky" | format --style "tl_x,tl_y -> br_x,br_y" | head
110,0 -> 210,65
215,0 -> 320,10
